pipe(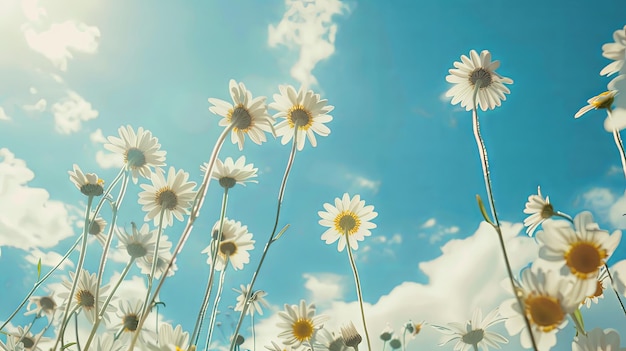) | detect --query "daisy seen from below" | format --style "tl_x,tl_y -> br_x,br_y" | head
600,25 -> 626,77
117,222 -> 165,260
24,292 -> 57,320
202,218 -> 255,271
573,328 -> 626,351
91,334 -> 125,351
431,307 -> 508,351
582,268 -> 608,309
11,326 -> 48,351
269,84 -> 333,151
314,328 -> 349,351
574,90 -> 618,118
1,336 -> 24,351
208,79 -> 274,150
113,300 -> 147,342
88,215 -> 108,245
202,155 -> 258,189
136,244 -> 178,279
138,166 -> 197,227
146,323 -> 189,351
318,193 -> 378,252
58,269 -> 116,324
277,300 -> 329,348
499,266 -> 594,350
68,164 -> 104,197
536,211 -> 621,282
523,186 -> 555,236
104,125 -> 166,183
233,284 -> 269,316
445,49 -> 513,111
